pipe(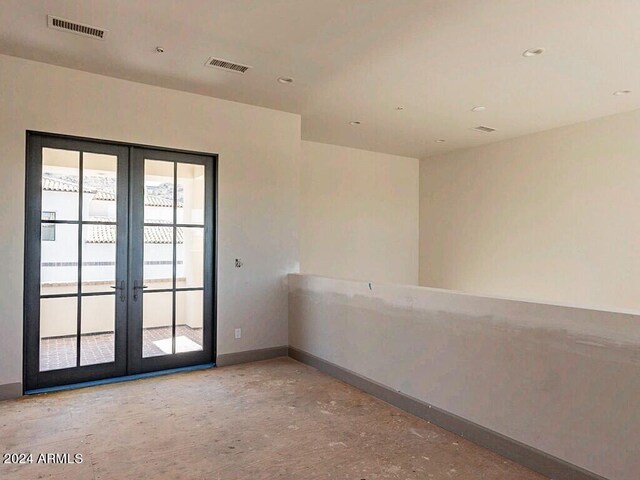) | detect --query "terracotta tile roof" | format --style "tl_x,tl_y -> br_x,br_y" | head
144,194 -> 181,208
93,190 -> 115,201
86,223 -> 184,244
84,188 -> 181,208
42,177 -> 92,193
